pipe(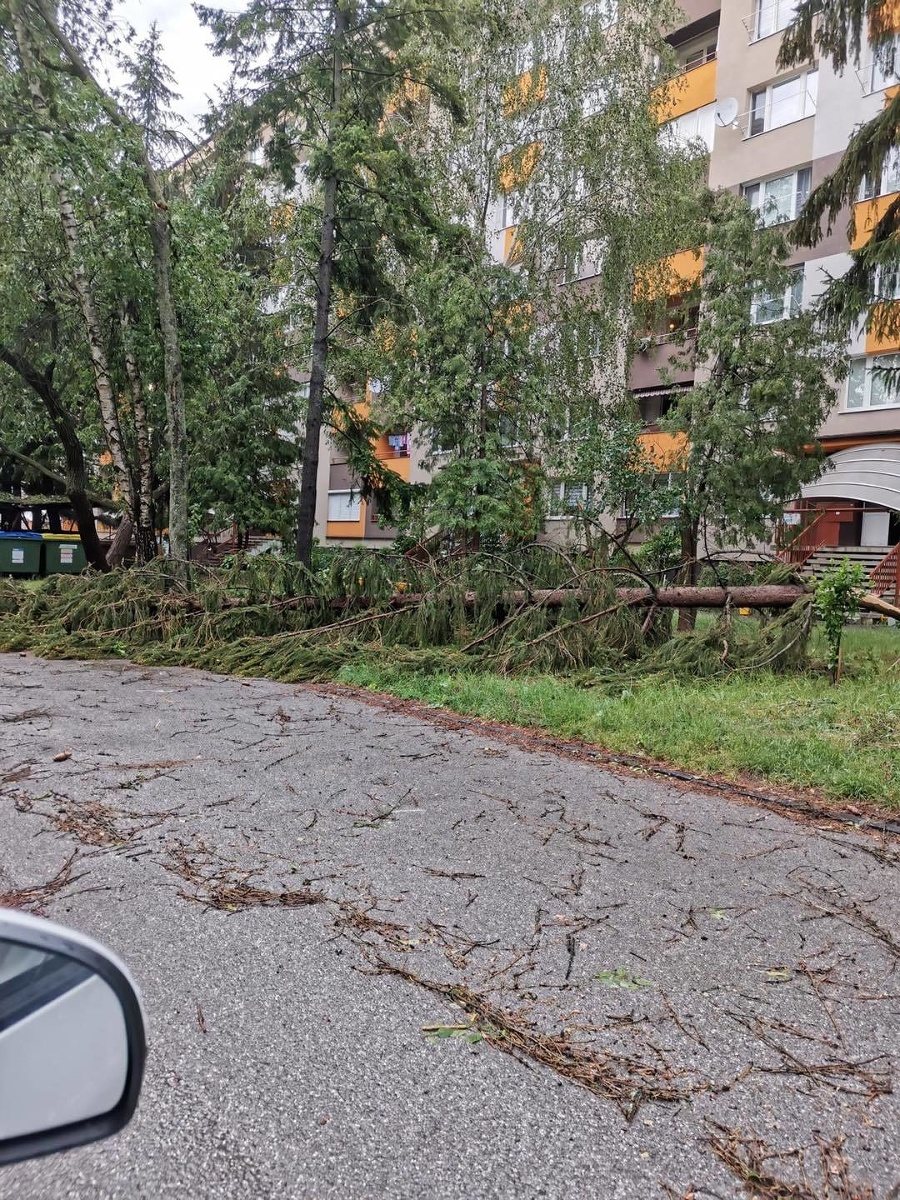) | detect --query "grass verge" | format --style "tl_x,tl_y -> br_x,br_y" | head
336,628 -> 900,811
